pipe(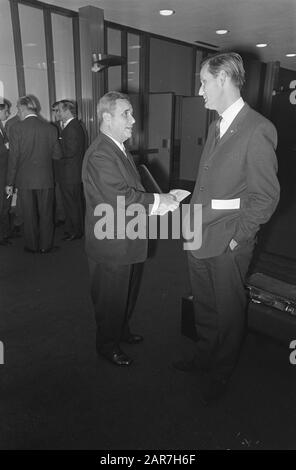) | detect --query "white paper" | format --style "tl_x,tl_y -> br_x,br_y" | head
211,198 -> 240,210
169,189 -> 191,202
